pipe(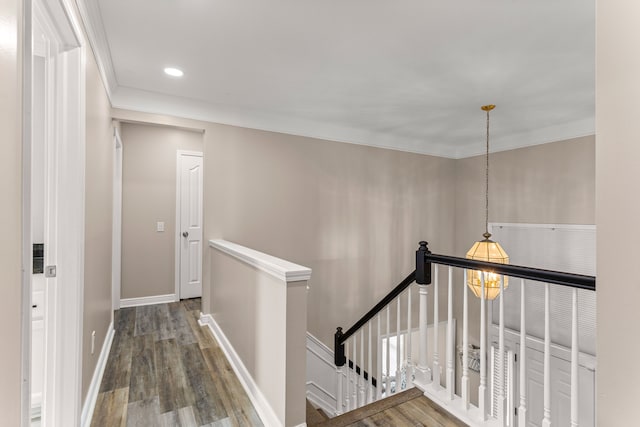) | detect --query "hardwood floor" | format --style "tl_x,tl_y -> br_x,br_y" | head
91,299 -> 263,427
312,388 -> 468,427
